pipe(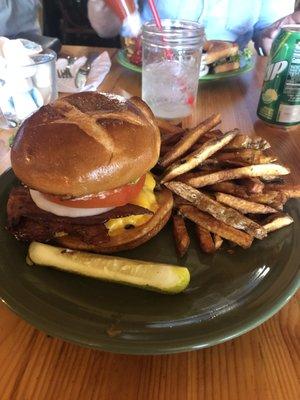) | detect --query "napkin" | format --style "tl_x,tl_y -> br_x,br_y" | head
0,37 -> 47,125
0,37 -> 42,67
56,51 -> 111,93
